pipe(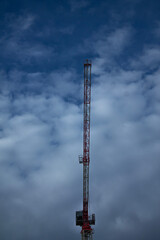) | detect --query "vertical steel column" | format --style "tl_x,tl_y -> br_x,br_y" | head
81,230 -> 93,240
83,60 -> 91,231
76,60 -> 94,240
